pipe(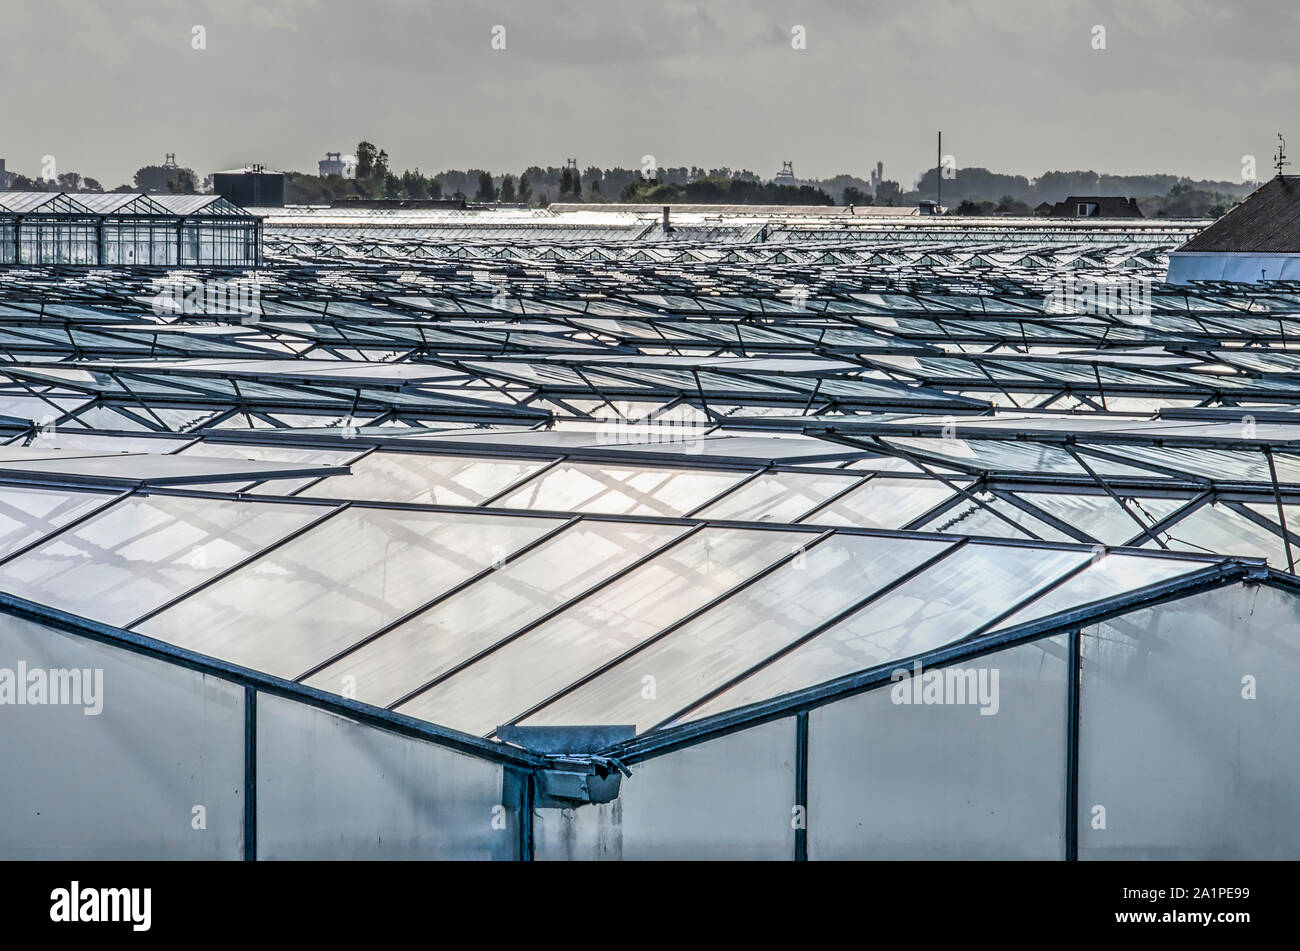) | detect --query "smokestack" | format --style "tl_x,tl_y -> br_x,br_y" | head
662,205 -> 670,233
